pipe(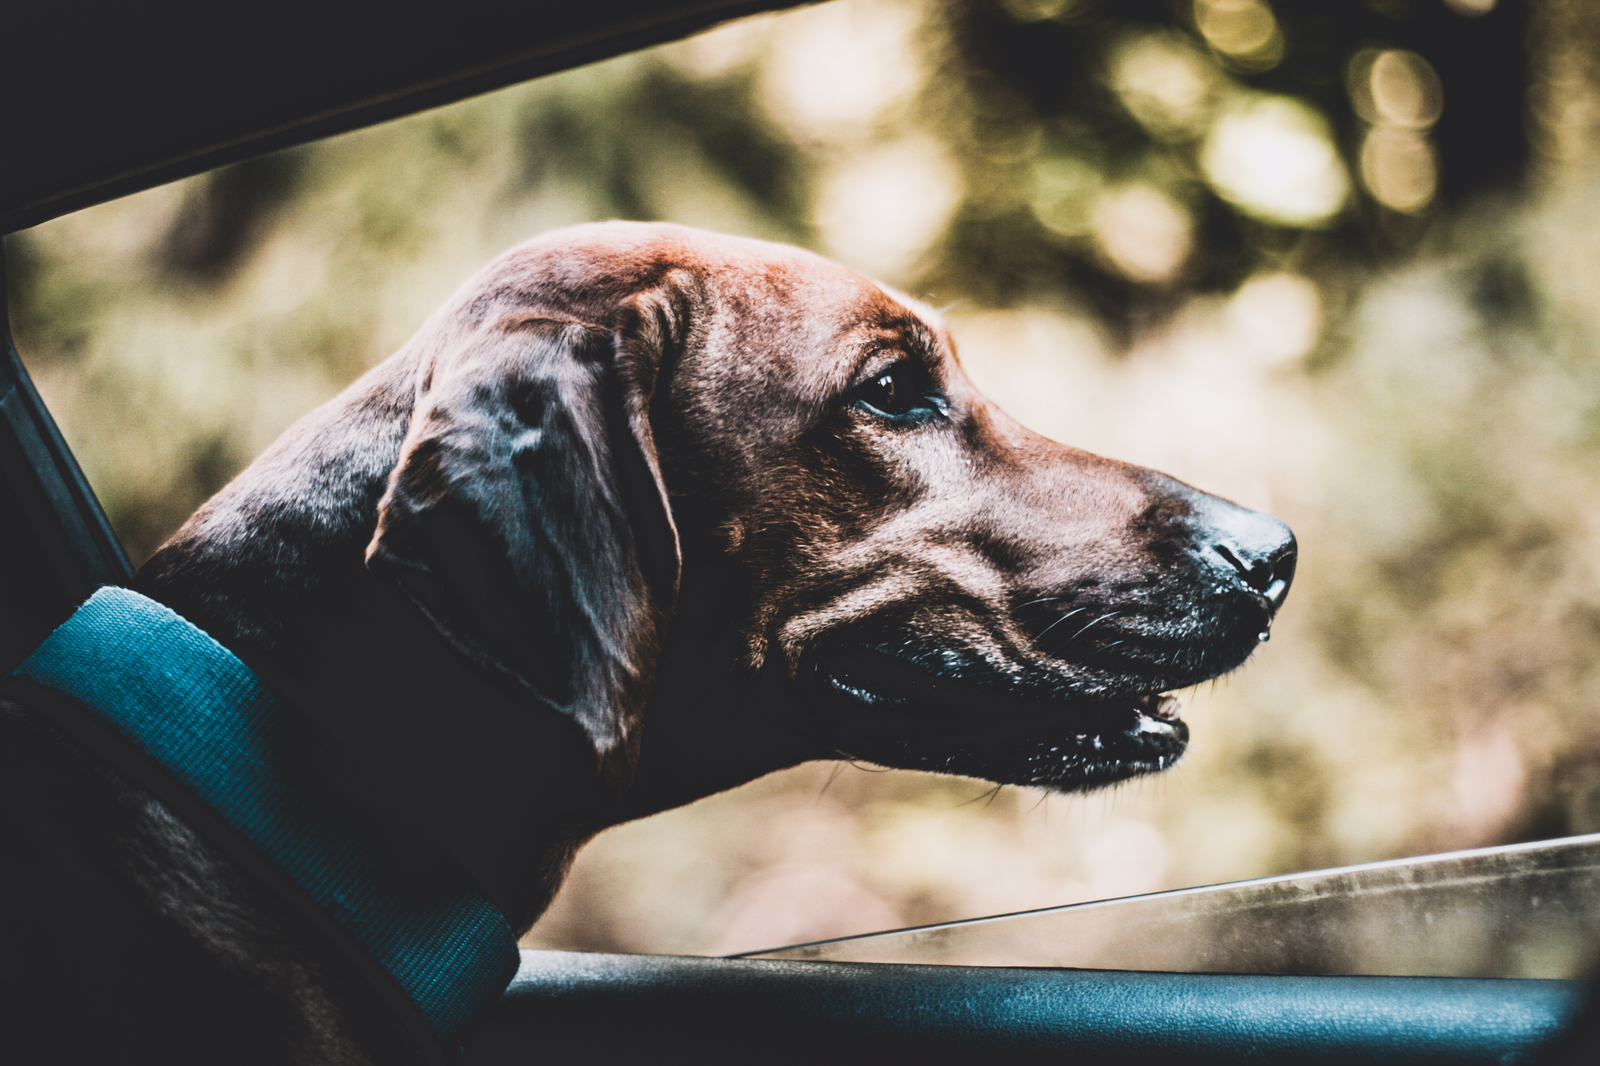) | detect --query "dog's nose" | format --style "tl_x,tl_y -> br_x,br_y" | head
1189,495 -> 1297,615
